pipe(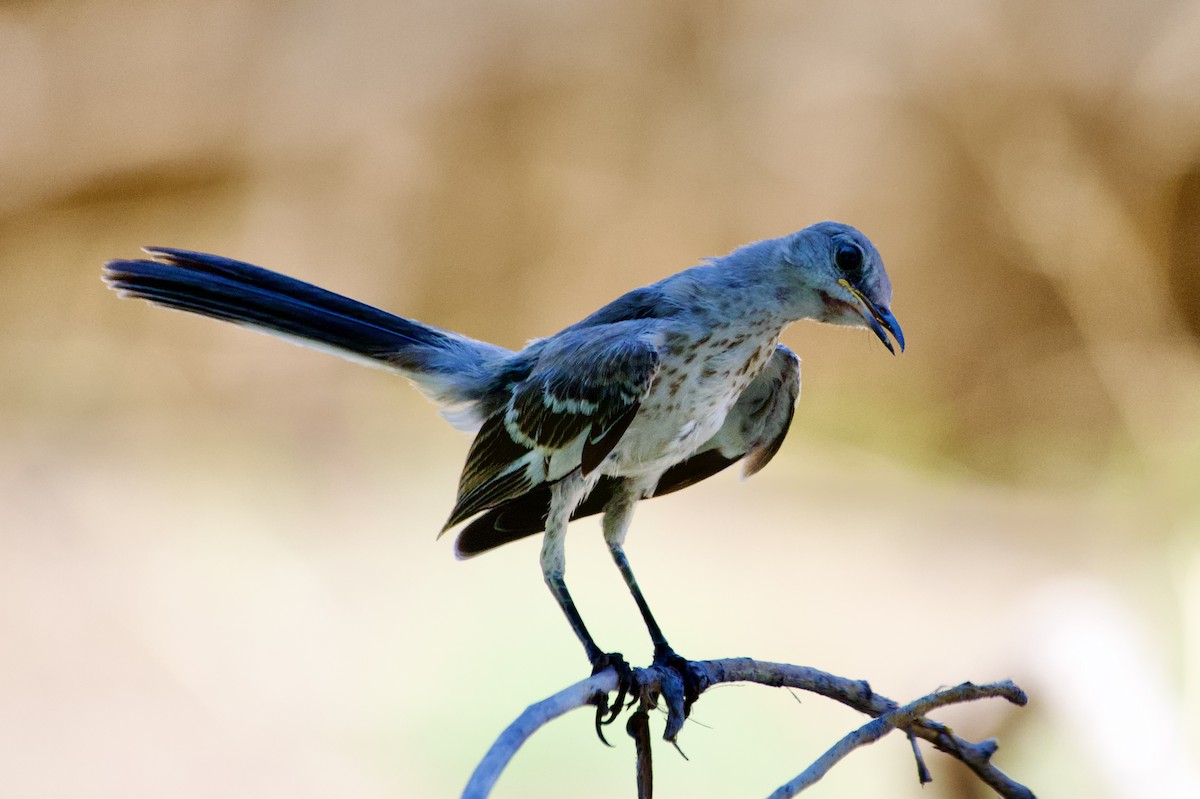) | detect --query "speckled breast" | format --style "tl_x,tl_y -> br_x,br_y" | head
602,322 -> 781,476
